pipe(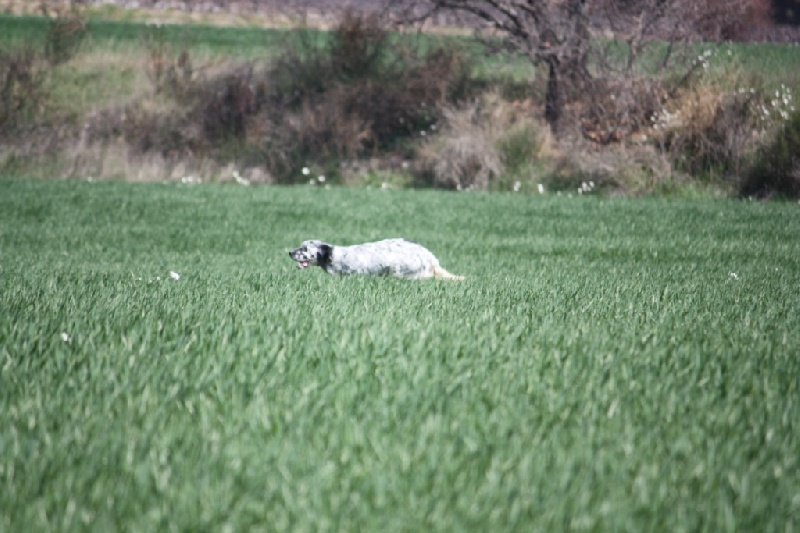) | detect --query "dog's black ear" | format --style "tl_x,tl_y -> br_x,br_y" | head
317,244 -> 332,266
